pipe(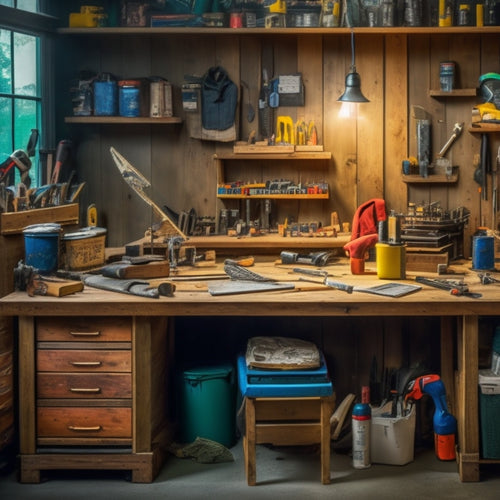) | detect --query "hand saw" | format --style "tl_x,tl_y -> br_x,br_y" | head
109,147 -> 186,239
